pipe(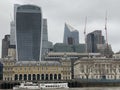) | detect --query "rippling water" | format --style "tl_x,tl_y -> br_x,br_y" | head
5,87 -> 120,90
50,87 -> 120,90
